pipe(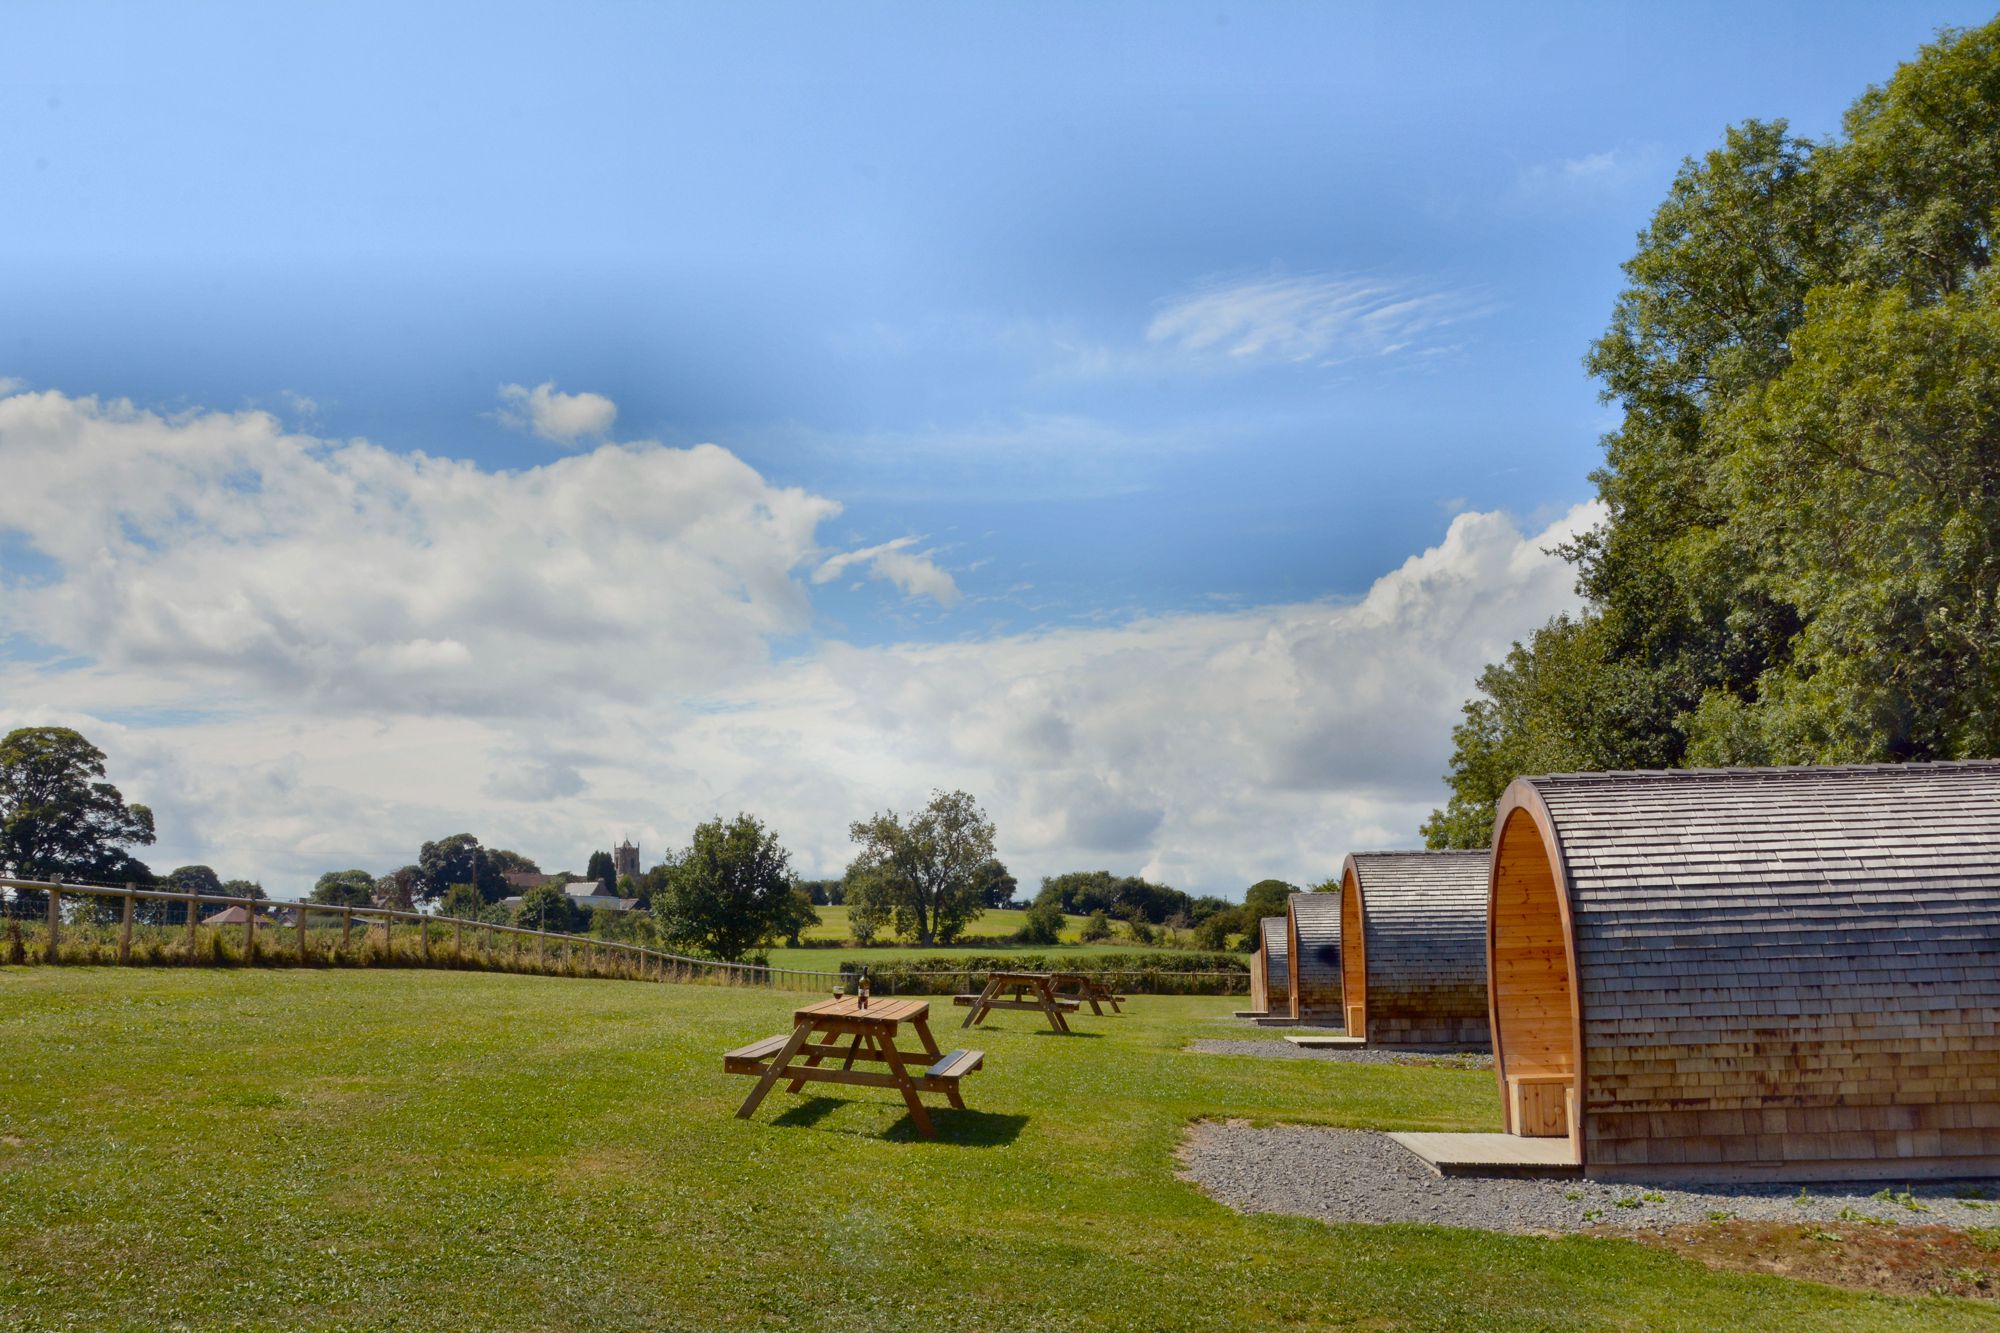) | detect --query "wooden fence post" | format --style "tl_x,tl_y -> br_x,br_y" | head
420,917 -> 430,962
120,887 -> 134,964
298,904 -> 309,960
46,884 -> 60,964
454,918 -> 463,960
342,909 -> 353,949
186,890 -> 198,950
244,904 -> 256,962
